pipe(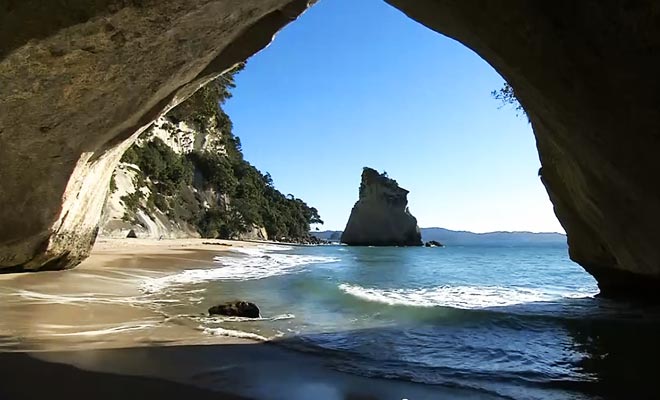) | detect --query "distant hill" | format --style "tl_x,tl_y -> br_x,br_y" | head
312,227 -> 566,246
311,230 -> 342,242
419,227 -> 566,246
